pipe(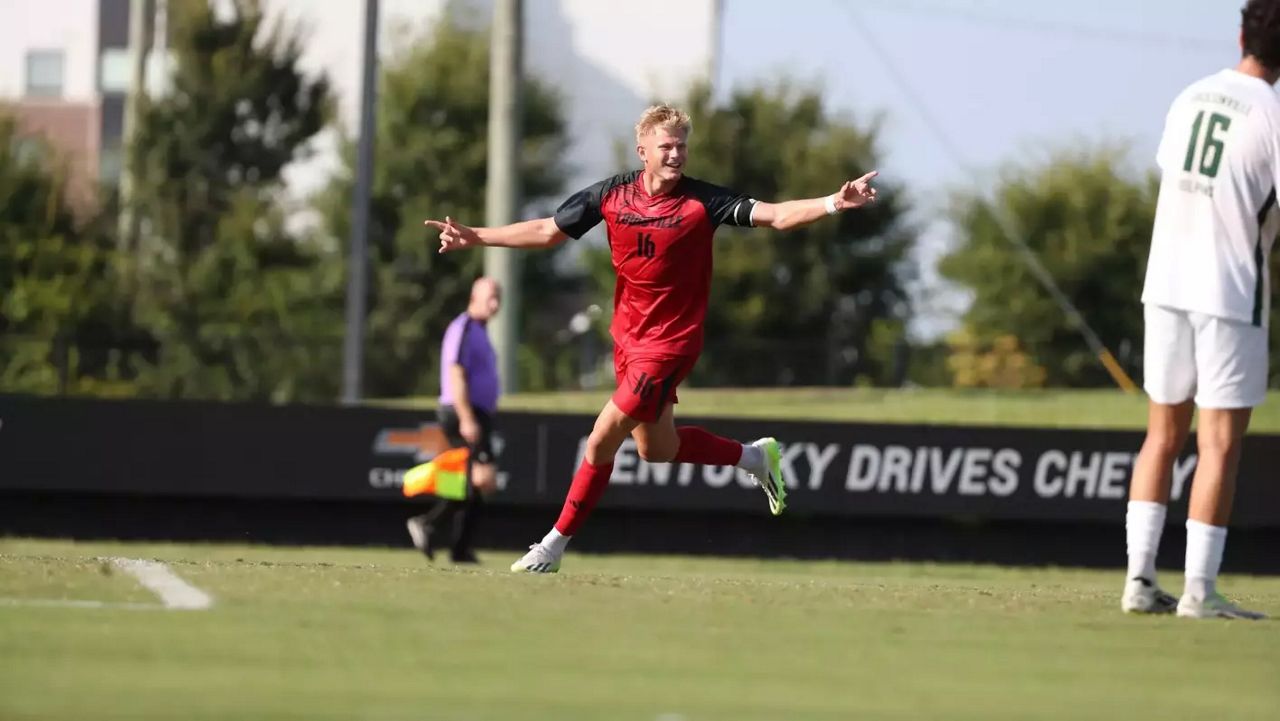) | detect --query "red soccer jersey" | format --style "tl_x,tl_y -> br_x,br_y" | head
553,170 -> 757,356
